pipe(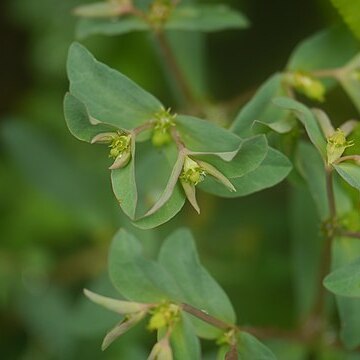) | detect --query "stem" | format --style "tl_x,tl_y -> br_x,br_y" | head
326,167 -> 336,220
181,303 -> 233,331
311,68 -> 342,79
132,121 -> 154,136
304,168 -> 336,336
170,127 -> 186,151
154,30 -> 198,109
337,230 -> 360,239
